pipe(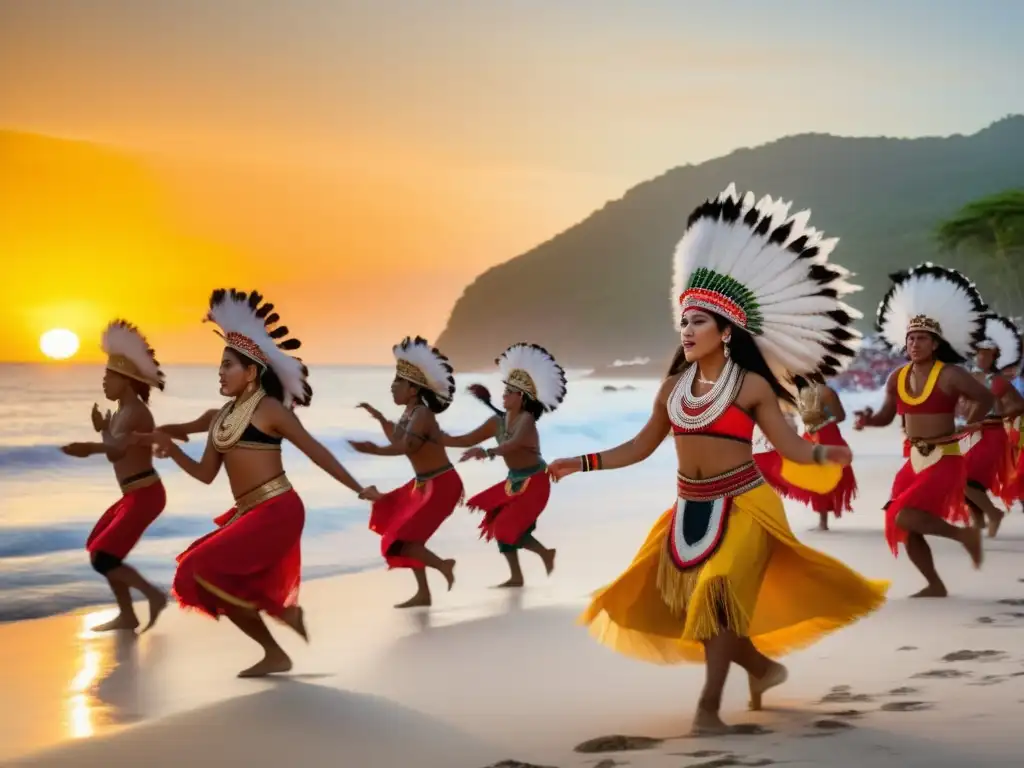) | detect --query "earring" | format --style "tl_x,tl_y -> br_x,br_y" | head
723,337 -> 731,359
